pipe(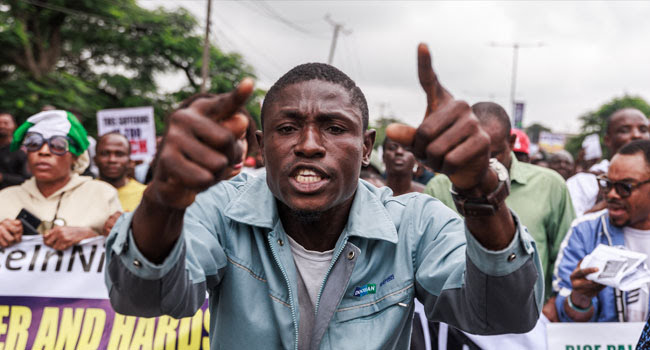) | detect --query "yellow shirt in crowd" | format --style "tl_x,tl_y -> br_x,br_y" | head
117,178 -> 147,212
